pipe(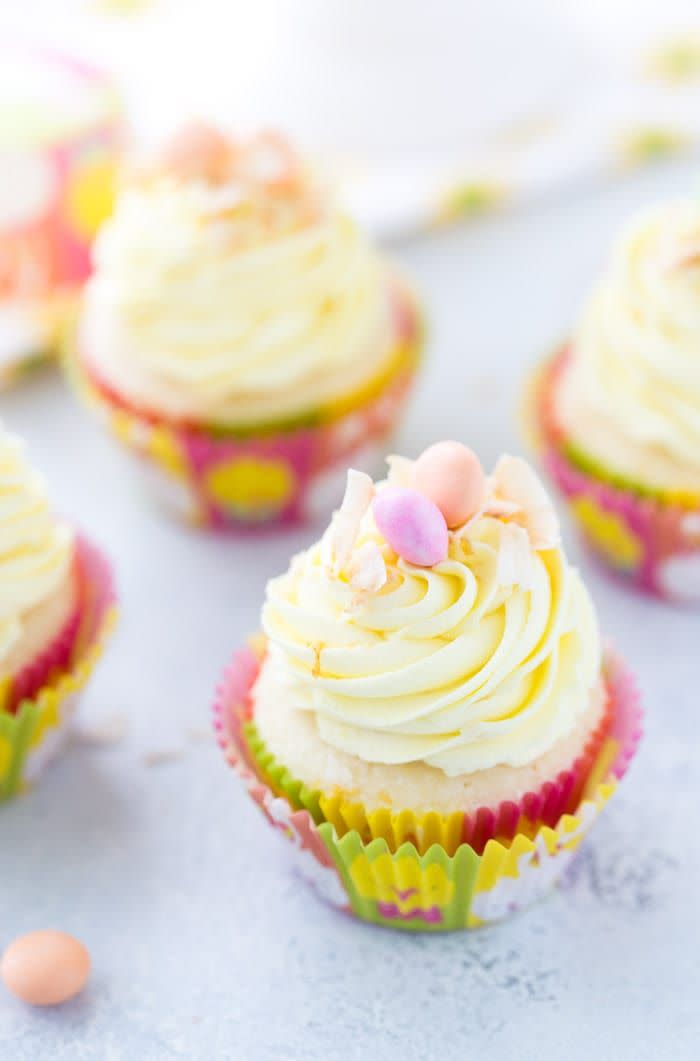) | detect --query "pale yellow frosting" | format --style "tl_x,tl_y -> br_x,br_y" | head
253,658 -> 606,815
558,199 -> 700,493
261,465 -> 600,778
80,177 -> 394,426
0,426 -> 74,674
